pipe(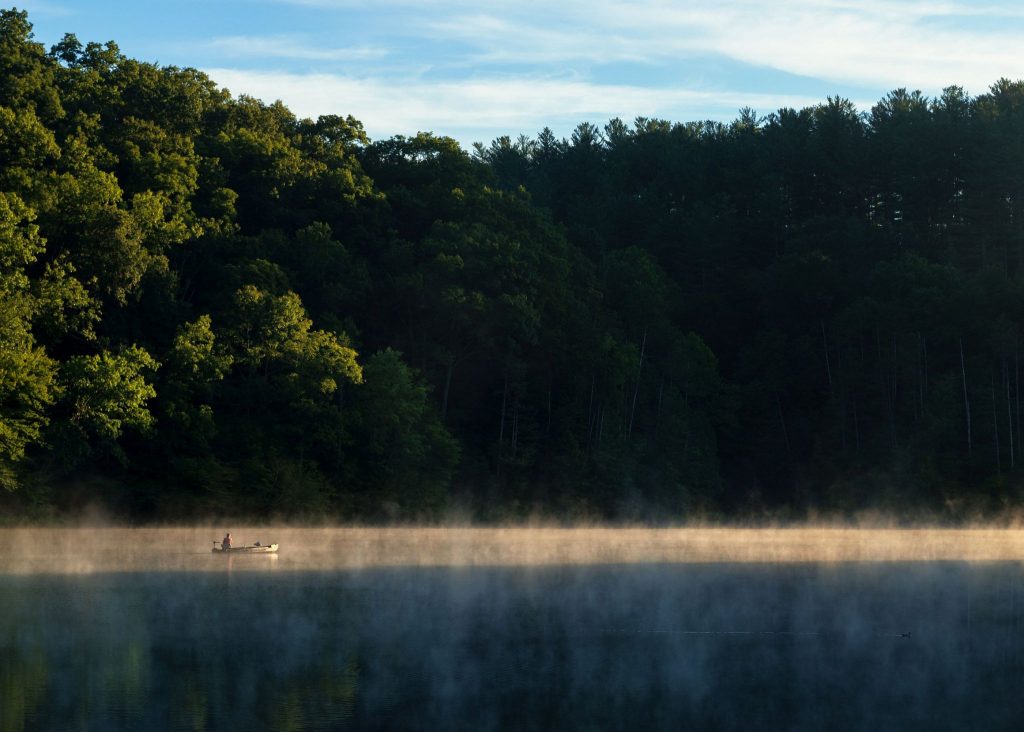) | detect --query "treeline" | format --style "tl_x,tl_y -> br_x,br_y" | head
2,9 -> 1024,520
